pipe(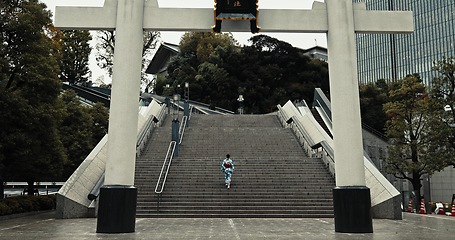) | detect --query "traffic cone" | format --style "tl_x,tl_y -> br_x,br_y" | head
407,197 -> 414,212
419,198 -> 427,214
451,200 -> 455,217
437,202 -> 445,215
